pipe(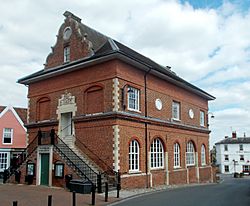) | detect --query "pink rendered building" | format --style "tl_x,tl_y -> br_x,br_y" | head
0,105 -> 27,175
